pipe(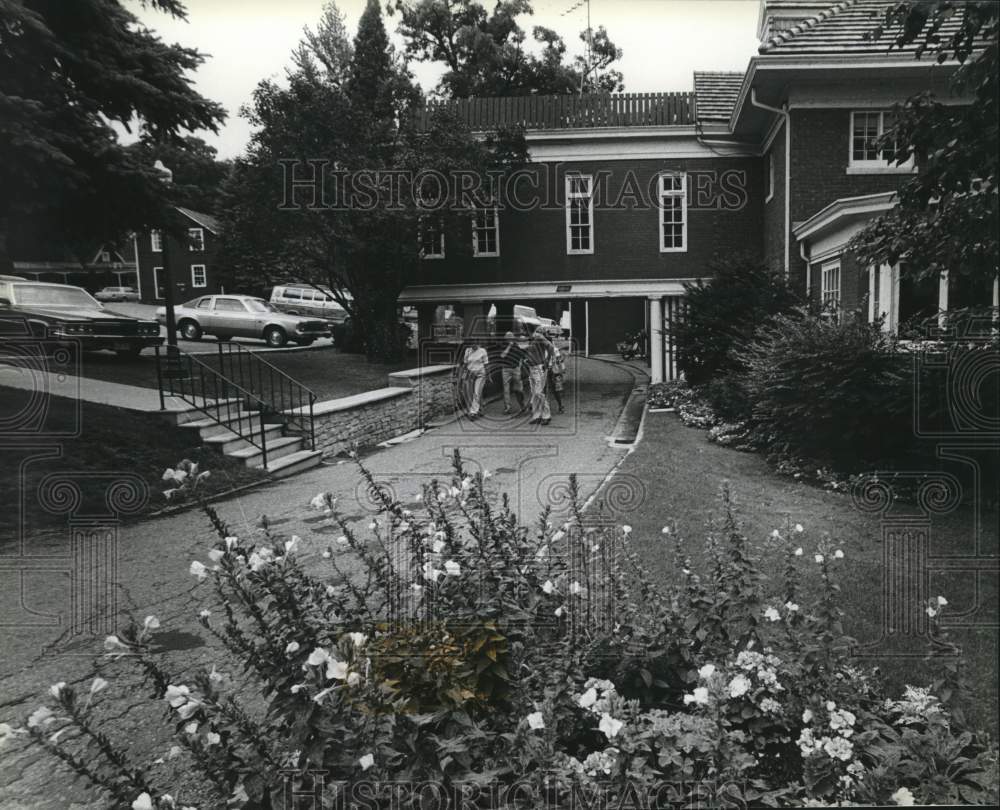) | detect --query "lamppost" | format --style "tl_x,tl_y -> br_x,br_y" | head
153,160 -> 178,349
